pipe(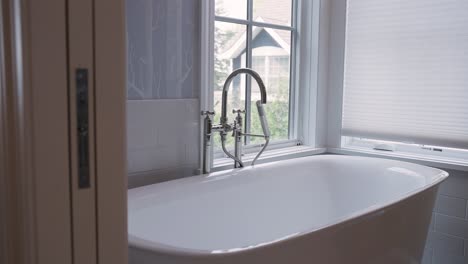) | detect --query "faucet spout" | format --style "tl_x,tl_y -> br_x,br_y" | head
220,68 -> 267,126
200,68 -> 270,174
